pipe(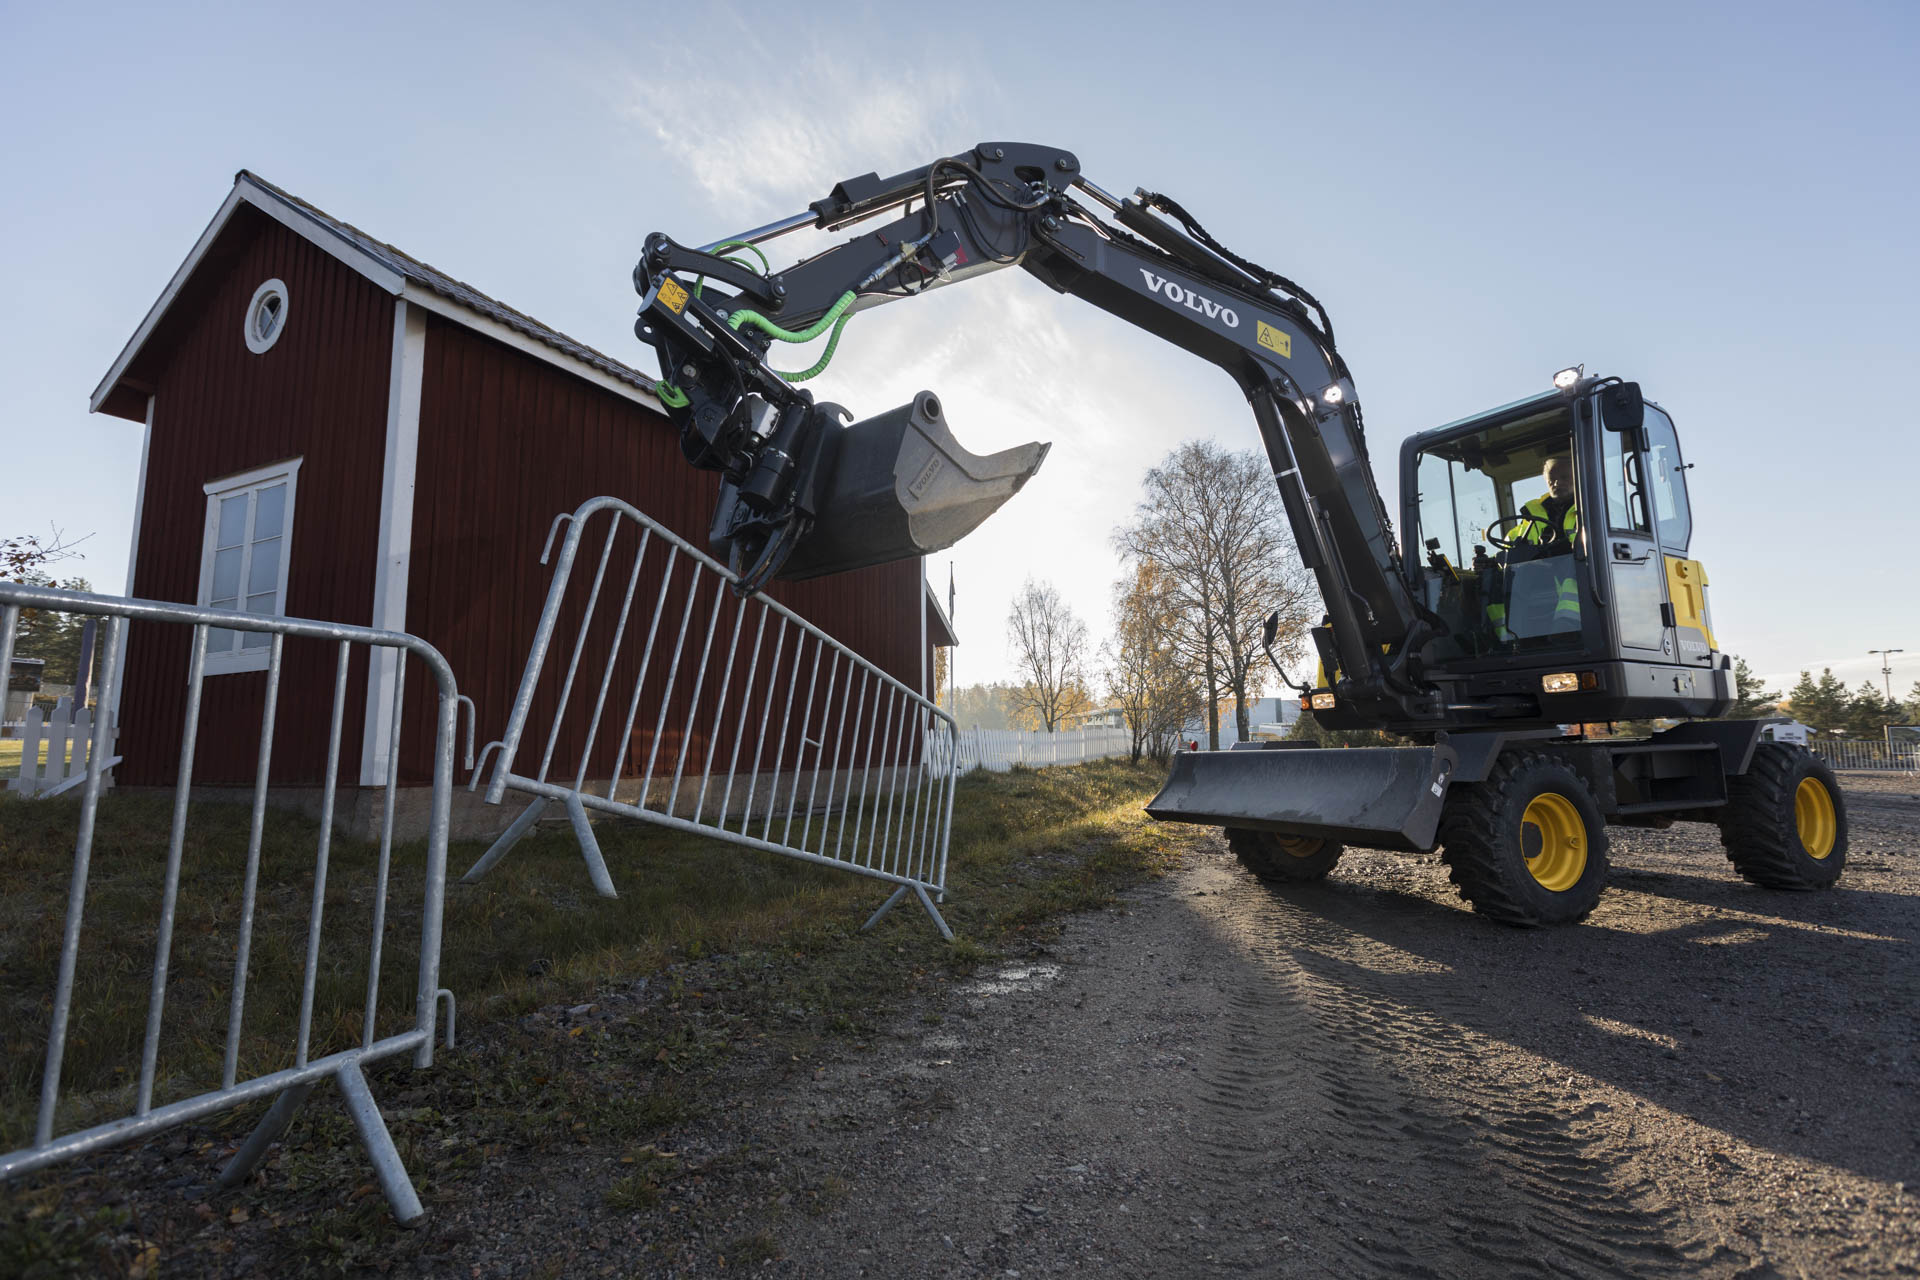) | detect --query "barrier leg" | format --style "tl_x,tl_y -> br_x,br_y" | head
218,1081 -> 315,1187
913,883 -> 955,941
861,883 -> 953,941
335,1060 -> 424,1226
862,885 -> 910,932
460,797 -> 547,884
566,793 -> 617,898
